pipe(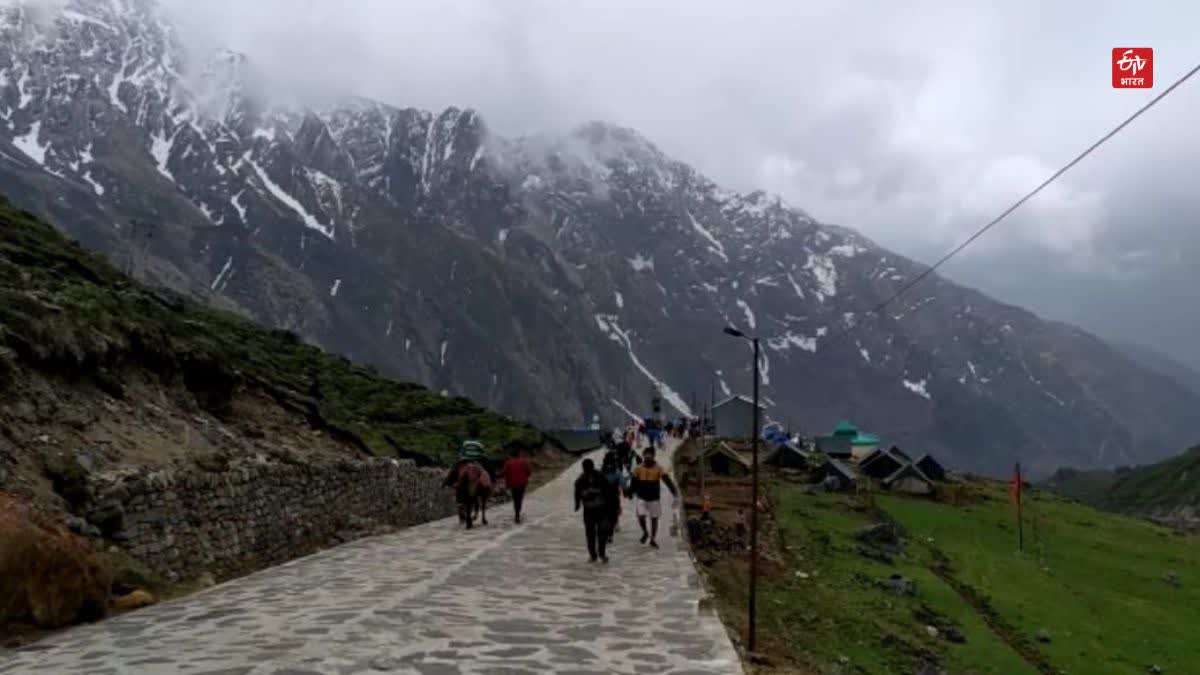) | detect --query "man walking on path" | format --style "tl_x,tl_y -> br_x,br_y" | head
574,459 -> 616,563
600,451 -> 627,542
630,447 -> 677,548
499,447 -> 532,524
